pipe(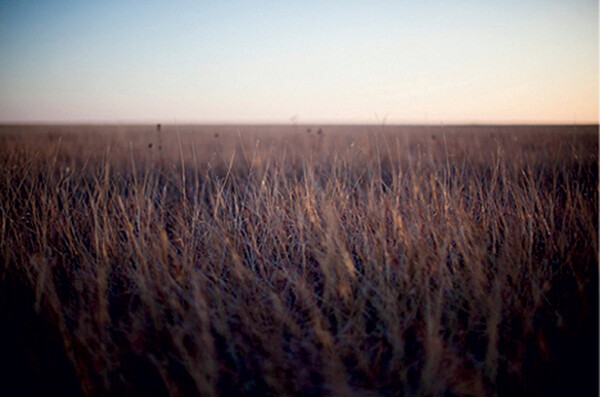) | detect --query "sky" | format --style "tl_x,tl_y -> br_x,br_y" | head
0,0 -> 597,124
